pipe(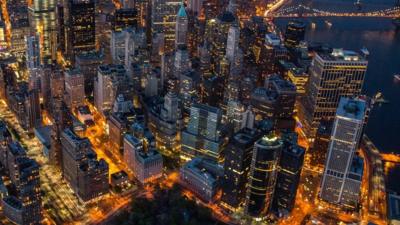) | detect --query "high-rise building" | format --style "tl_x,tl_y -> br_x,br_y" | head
2,157 -> 42,225
64,68 -> 85,110
94,65 -> 130,116
175,4 -> 188,48
123,134 -> 163,184
320,97 -> 366,209
273,143 -> 305,213
113,8 -> 138,31
0,127 -> 42,225
225,24 -> 239,64
61,129 -> 109,201
29,0 -> 57,64
221,128 -> 262,212
181,103 -> 224,162
174,45 -> 191,76
205,10 -> 236,70
64,0 -> 96,59
151,0 -> 181,51
298,49 -> 367,138
180,157 -> 223,202
188,0 -> 203,16
245,134 -> 282,218
111,28 -> 137,68
26,35 -> 41,71
309,120 -> 333,168
284,20 -> 305,48
75,51 -> 105,96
